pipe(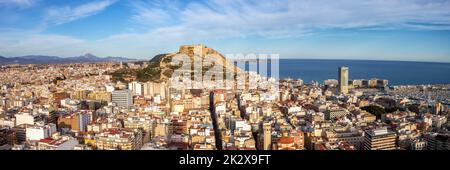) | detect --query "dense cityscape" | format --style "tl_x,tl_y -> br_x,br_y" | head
0,45 -> 448,150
